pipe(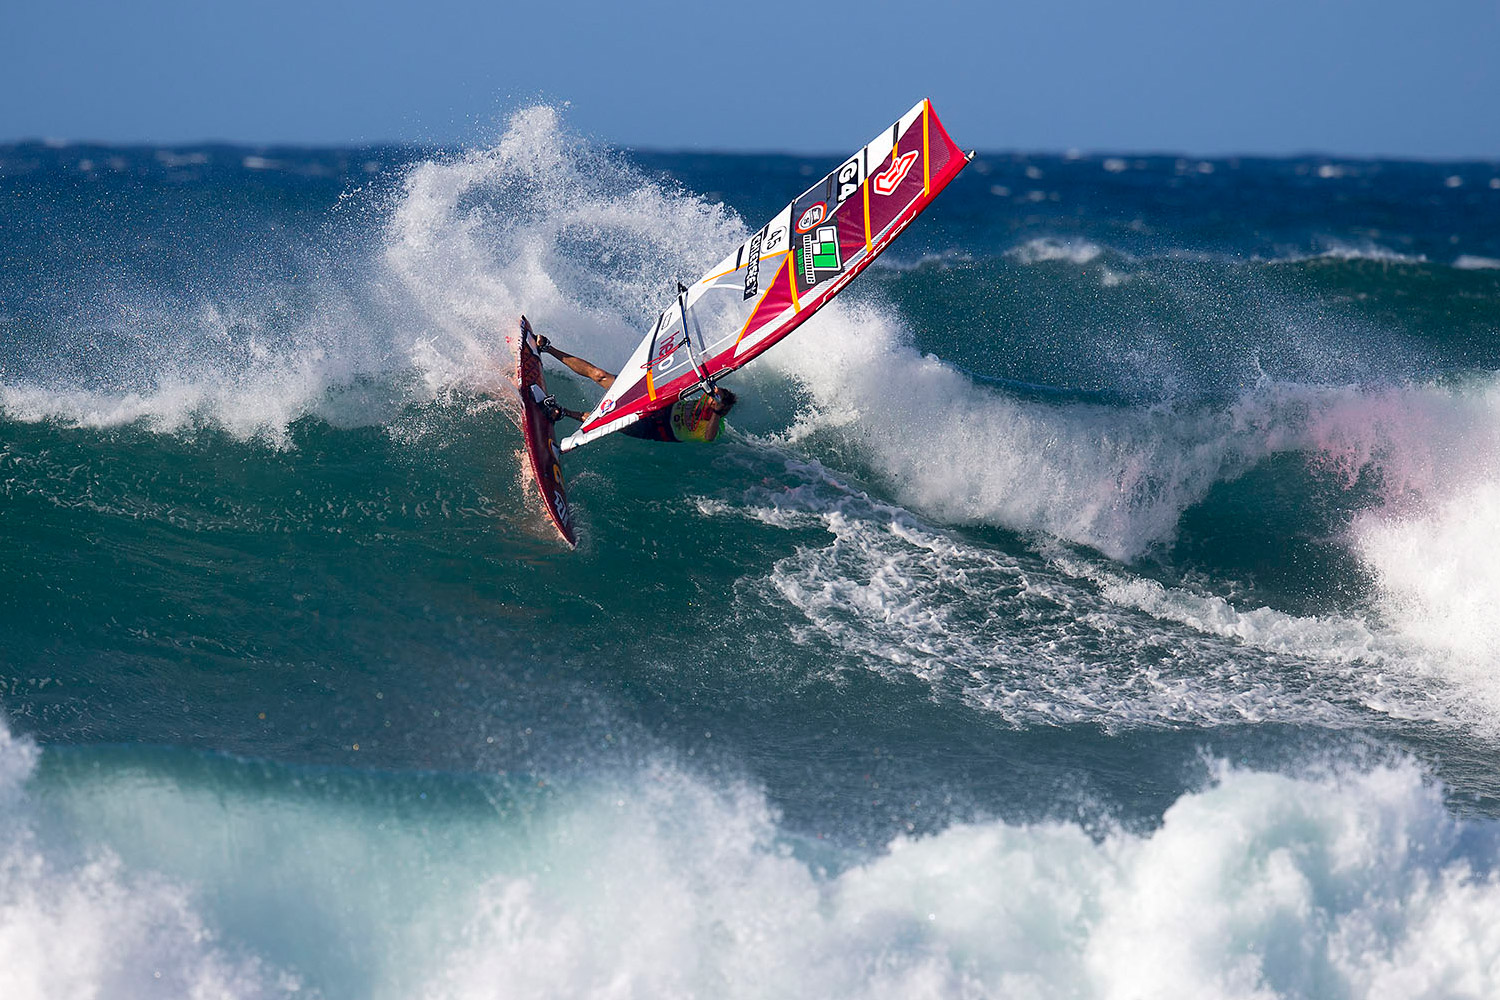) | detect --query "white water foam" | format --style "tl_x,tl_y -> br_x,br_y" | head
1355,480 -> 1500,673
0,280 -> 394,445
710,458 -> 1490,731
1053,551 -> 1493,730
1269,241 -> 1429,265
0,723 -> 303,1000
382,105 -> 743,405
5,717 -> 1499,1000
1326,381 -> 1500,717
768,299 -> 1230,561
439,762 -> 1500,1000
